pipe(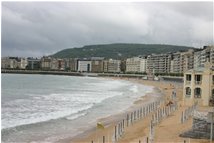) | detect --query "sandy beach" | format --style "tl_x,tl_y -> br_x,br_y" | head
69,78 -> 211,143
